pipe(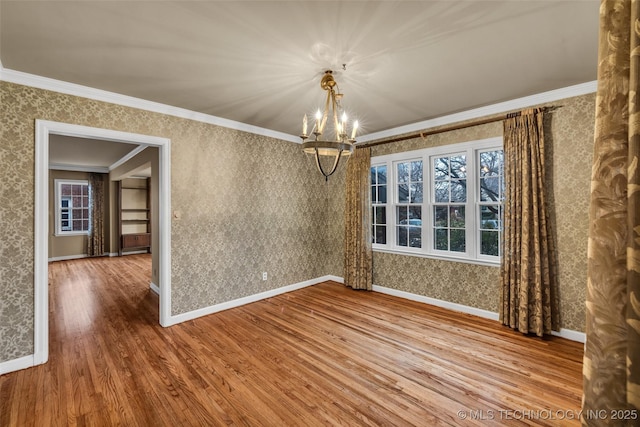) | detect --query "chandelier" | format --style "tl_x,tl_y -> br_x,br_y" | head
300,70 -> 358,180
